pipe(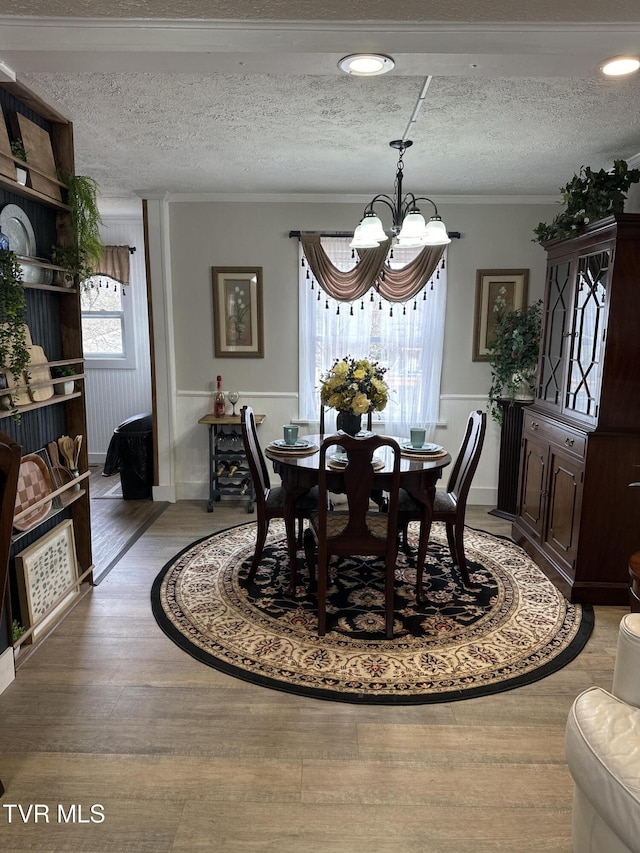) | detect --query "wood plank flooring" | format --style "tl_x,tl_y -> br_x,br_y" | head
0,502 -> 627,852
